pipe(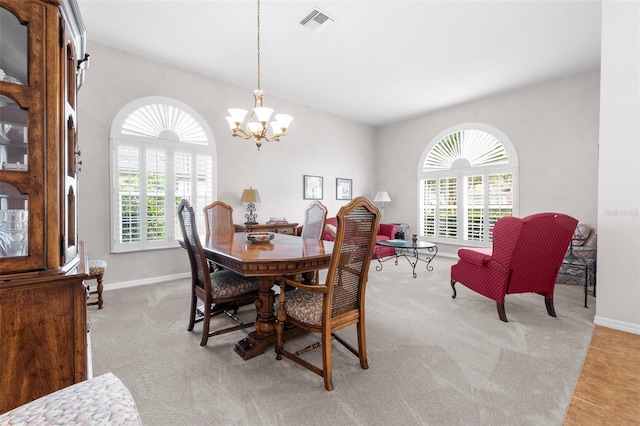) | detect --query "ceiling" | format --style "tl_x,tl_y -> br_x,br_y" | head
76,0 -> 602,127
